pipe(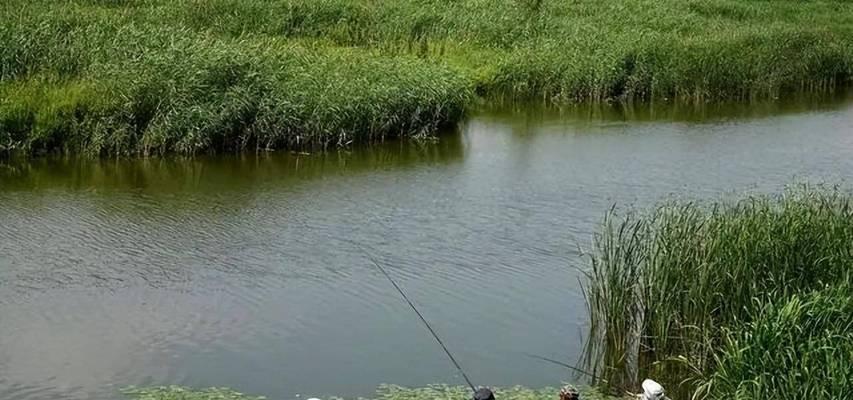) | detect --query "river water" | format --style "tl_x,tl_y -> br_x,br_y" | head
1,96 -> 852,400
